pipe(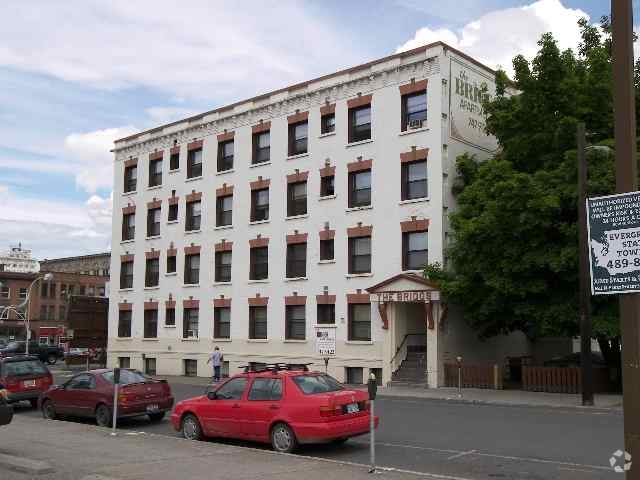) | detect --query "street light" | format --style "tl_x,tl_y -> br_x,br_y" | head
24,273 -> 53,355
